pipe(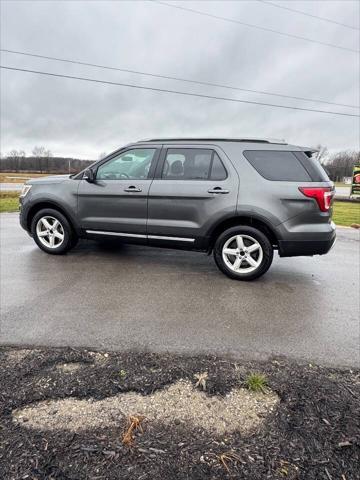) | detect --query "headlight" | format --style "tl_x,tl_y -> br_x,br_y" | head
20,185 -> 32,197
